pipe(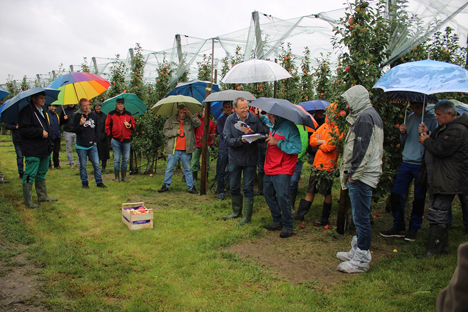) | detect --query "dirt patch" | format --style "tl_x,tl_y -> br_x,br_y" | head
0,246 -> 48,312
